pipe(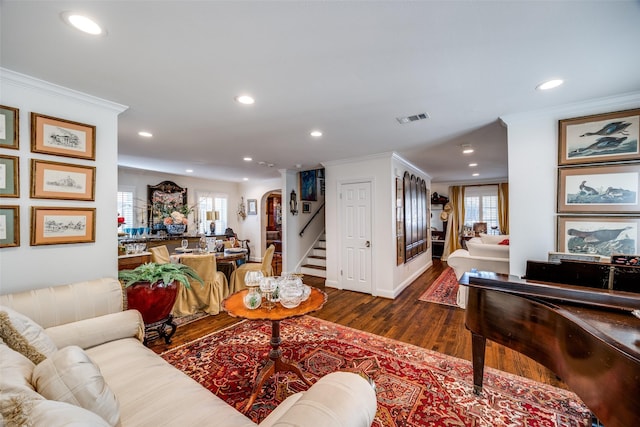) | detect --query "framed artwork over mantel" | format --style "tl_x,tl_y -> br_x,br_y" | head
558,108 -> 640,166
